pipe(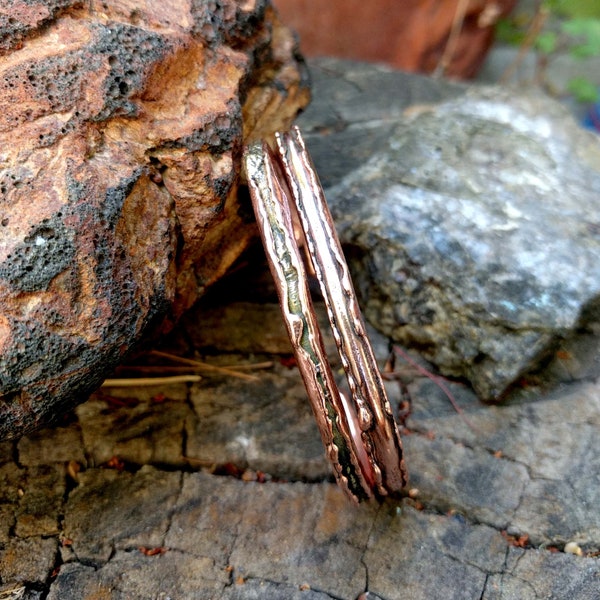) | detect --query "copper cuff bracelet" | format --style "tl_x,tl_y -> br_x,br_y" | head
244,126 -> 407,502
